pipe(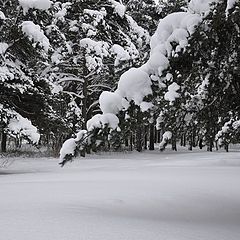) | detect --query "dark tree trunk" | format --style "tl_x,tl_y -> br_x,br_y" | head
125,138 -> 129,147
130,133 -> 133,151
136,125 -> 142,152
172,136 -> 177,151
183,134 -> 186,147
158,130 -> 161,143
1,130 -> 7,153
144,126 -> 148,150
149,124 -> 155,150
82,76 -> 88,129
224,144 -> 229,152
135,109 -> 143,152
199,138 -> 203,149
